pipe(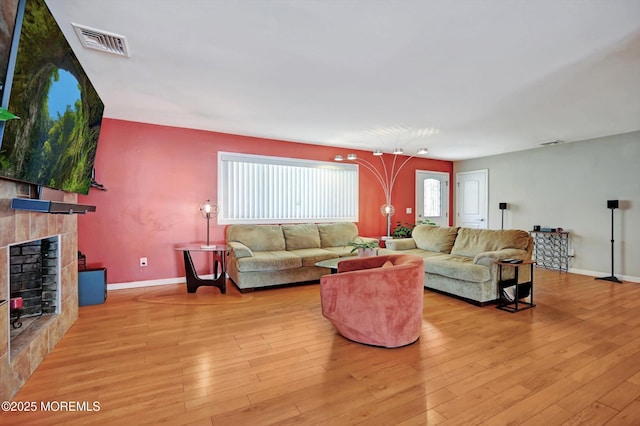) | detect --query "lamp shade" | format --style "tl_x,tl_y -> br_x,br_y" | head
199,200 -> 218,219
380,204 -> 395,216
